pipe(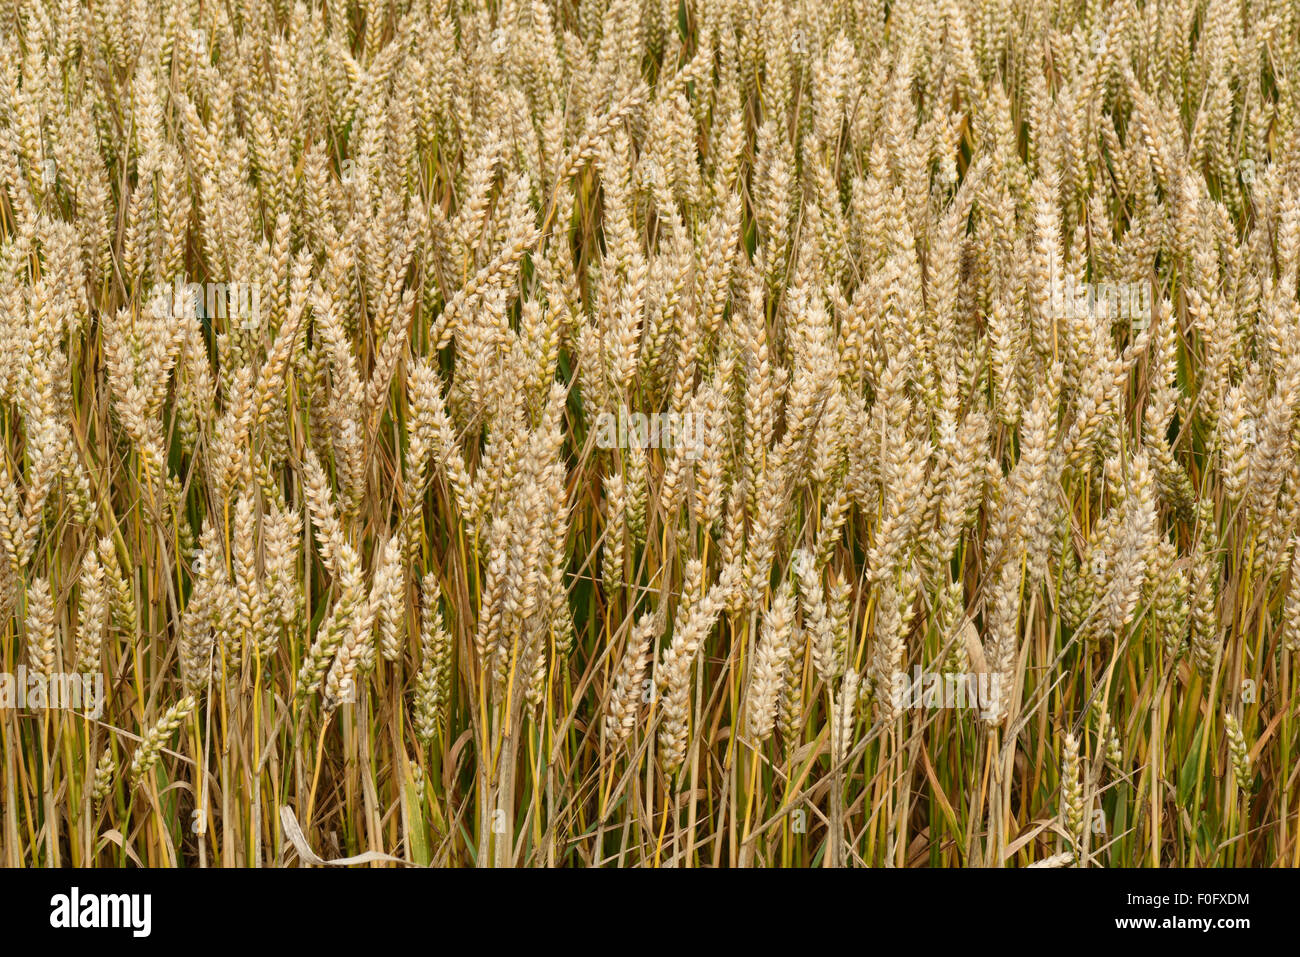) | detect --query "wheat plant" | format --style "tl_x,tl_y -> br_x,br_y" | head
0,0 -> 1298,867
